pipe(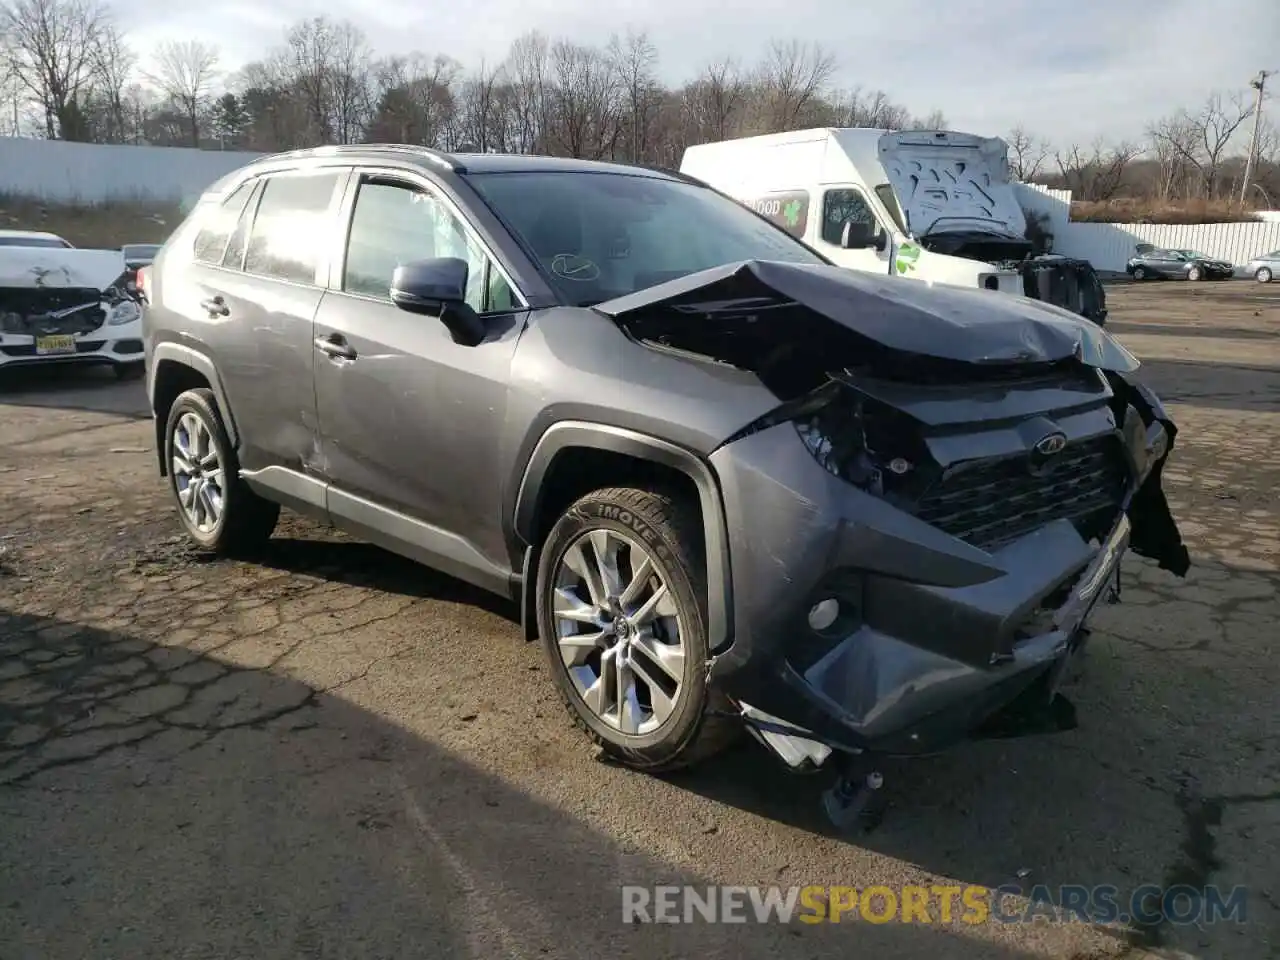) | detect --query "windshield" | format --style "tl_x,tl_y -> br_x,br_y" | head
466,170 -> 828,306
1177,249 -> 1209,259
0,236 -> 69,248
